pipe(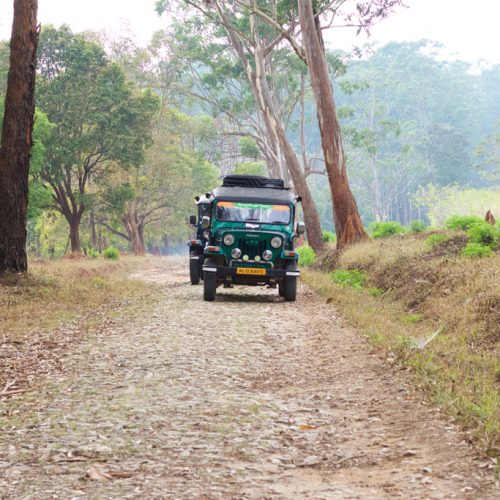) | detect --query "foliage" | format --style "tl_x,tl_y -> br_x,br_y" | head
233,161 -> 266,176
87,248 -> 100,259
461,243 -> 493,258
369,221 -> 405,238
445,215 -> 484,231
414,185 -> 500,228
408,220 -> 427,233
467,223 -> 499,249
35,25 -> 159,251
330,269 -> 366,289
239,137 -> 260,160
296,244 -> 316,267
425,234 -> 449,248
475,121 -> 500,182
104,246 -> 120,260
322,230 -> 336,243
